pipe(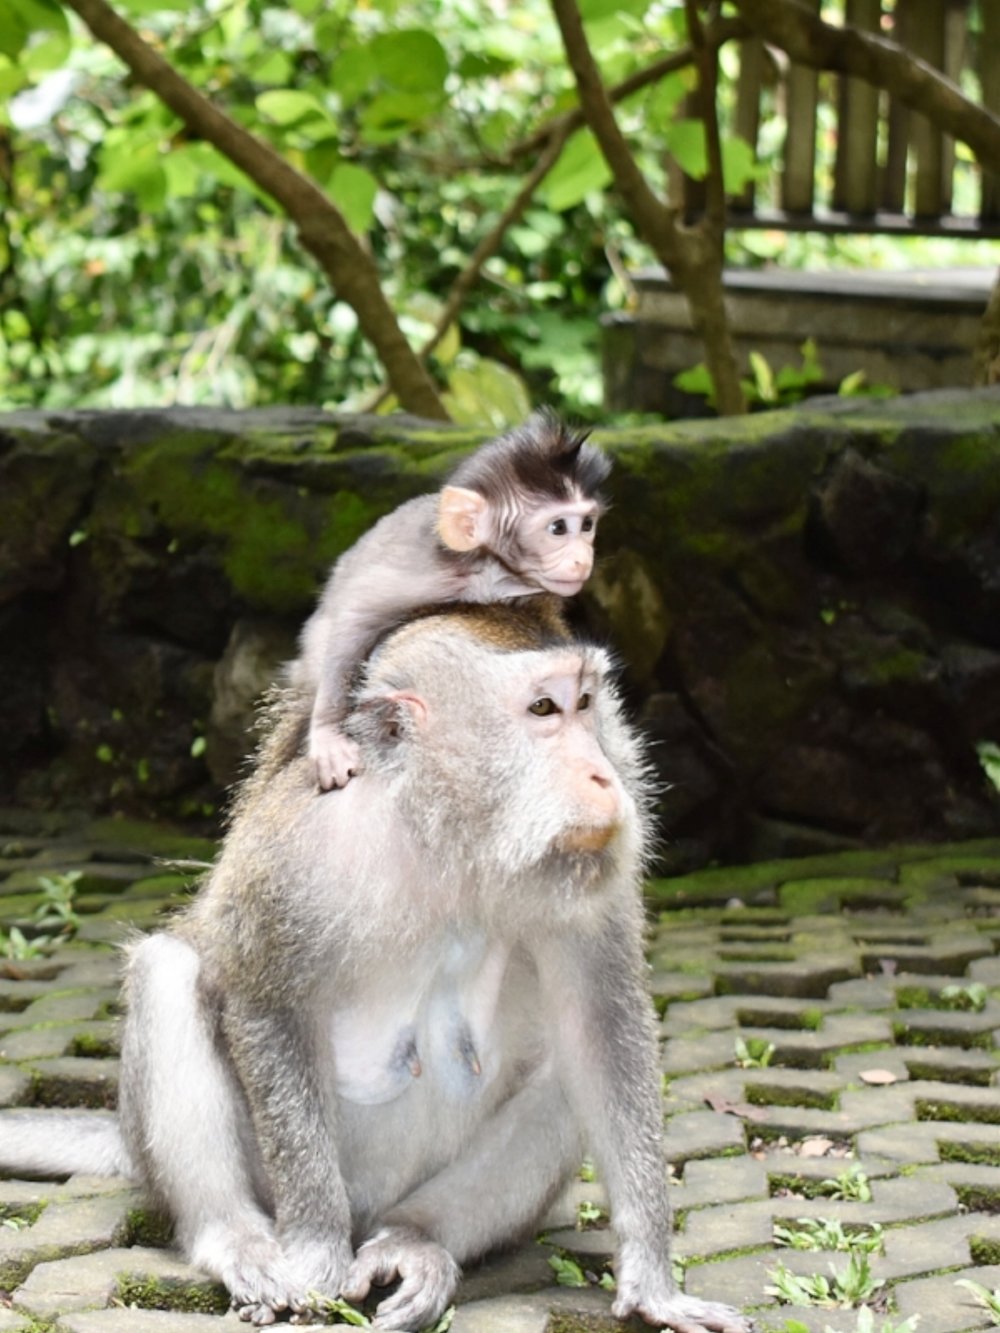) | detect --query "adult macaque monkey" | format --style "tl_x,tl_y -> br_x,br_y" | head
0,601 -> 750,1333
293,409 -> 609,789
